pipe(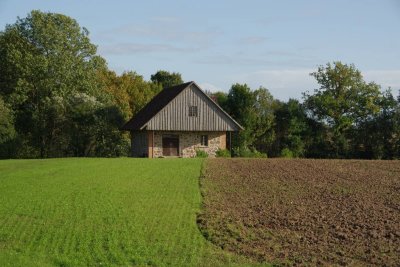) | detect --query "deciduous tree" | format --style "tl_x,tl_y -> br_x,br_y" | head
0,97 -> 15,144
0,10 -> 111,157
303,62 -> 382,157
273,99 -> 308,157
150,70 -> 183,89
